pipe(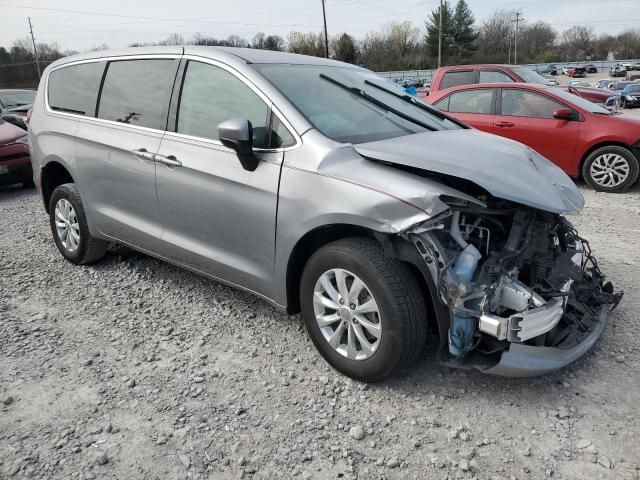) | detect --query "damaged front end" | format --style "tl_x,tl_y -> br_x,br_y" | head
404,200 -> 623,376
